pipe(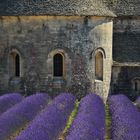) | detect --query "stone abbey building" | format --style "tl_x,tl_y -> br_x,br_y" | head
0,0 -> 140,100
